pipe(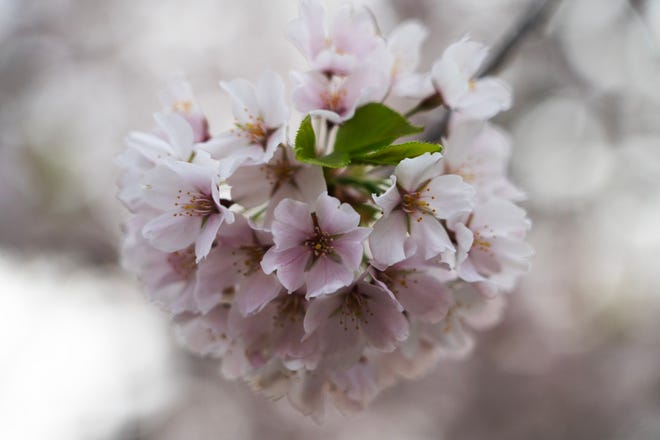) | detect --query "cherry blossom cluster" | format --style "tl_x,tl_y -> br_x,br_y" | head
118,0 -> 532,419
